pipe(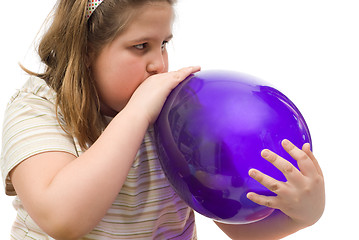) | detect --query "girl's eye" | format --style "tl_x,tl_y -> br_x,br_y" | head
134,43 -> 147,50
133,40 -> 169,51
161,41 -> 169,50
